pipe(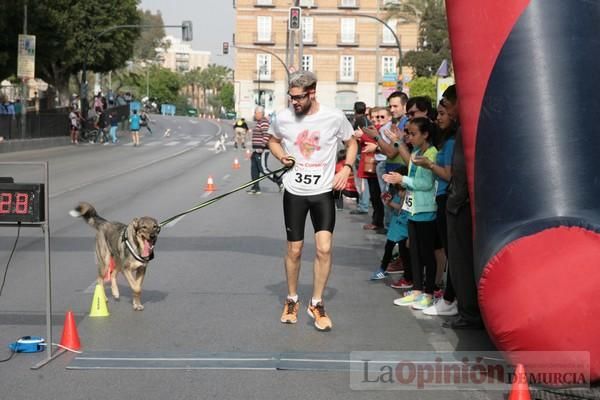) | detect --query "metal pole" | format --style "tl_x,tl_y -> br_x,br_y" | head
298,19 -> 304,71
289,30 -> 295,69
43,161 -> 52,362
235,46 -> 290,82
285,26 -> 290,72
375,34 -> 381,106
20,1 -> 27,140
146,67 -> 149,99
